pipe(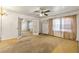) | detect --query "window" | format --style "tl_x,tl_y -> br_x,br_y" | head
53,18 -> 61,31
52,15 -> 76,40
62,17 -> 72,32
29,21 -> 33,29
52,17 -> 72,32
